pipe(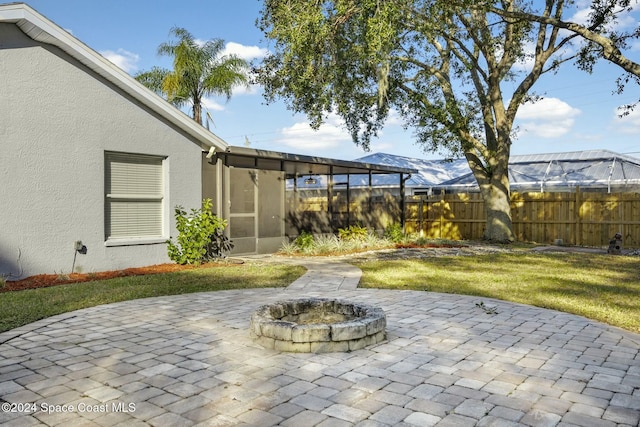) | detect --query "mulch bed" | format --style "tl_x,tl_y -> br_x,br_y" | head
394,243 -> 466,249
1,263 -> 229,293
